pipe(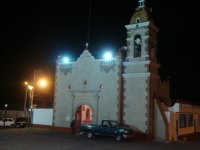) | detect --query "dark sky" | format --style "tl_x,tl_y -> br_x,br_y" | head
0,0 -> 200,109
